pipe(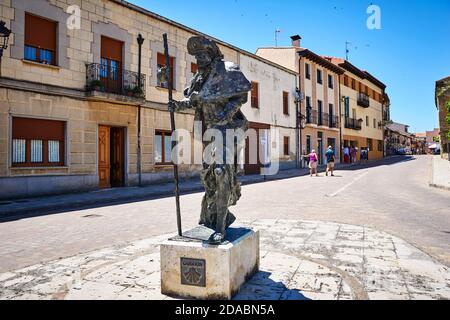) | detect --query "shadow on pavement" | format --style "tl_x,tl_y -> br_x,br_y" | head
233,271 -> 311,300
